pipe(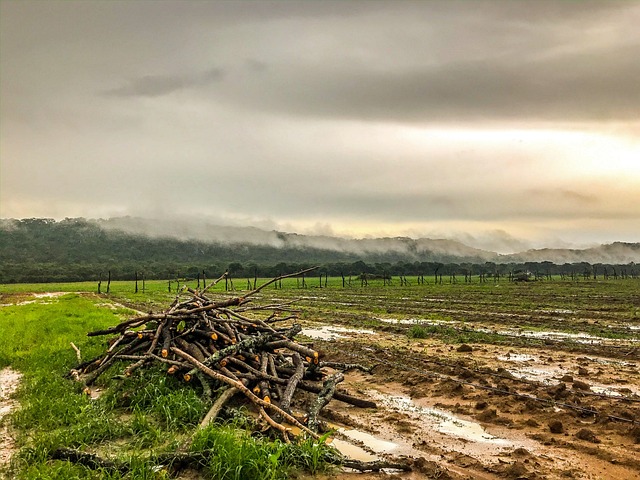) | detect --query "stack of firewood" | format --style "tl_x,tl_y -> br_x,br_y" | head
70,269 -> 375,440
